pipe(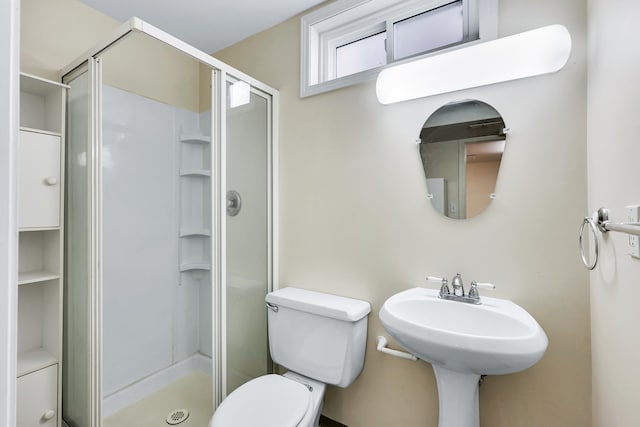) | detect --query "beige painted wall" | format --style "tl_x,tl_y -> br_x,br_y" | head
21,0 -> 207,113
21,0 -> 119,80
587,1 -> 640,425
100,32 -> 204,112
215,0 -> 590,425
